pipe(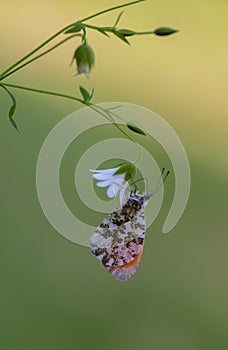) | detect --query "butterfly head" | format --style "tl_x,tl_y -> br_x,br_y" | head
127,190 -> 152,207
